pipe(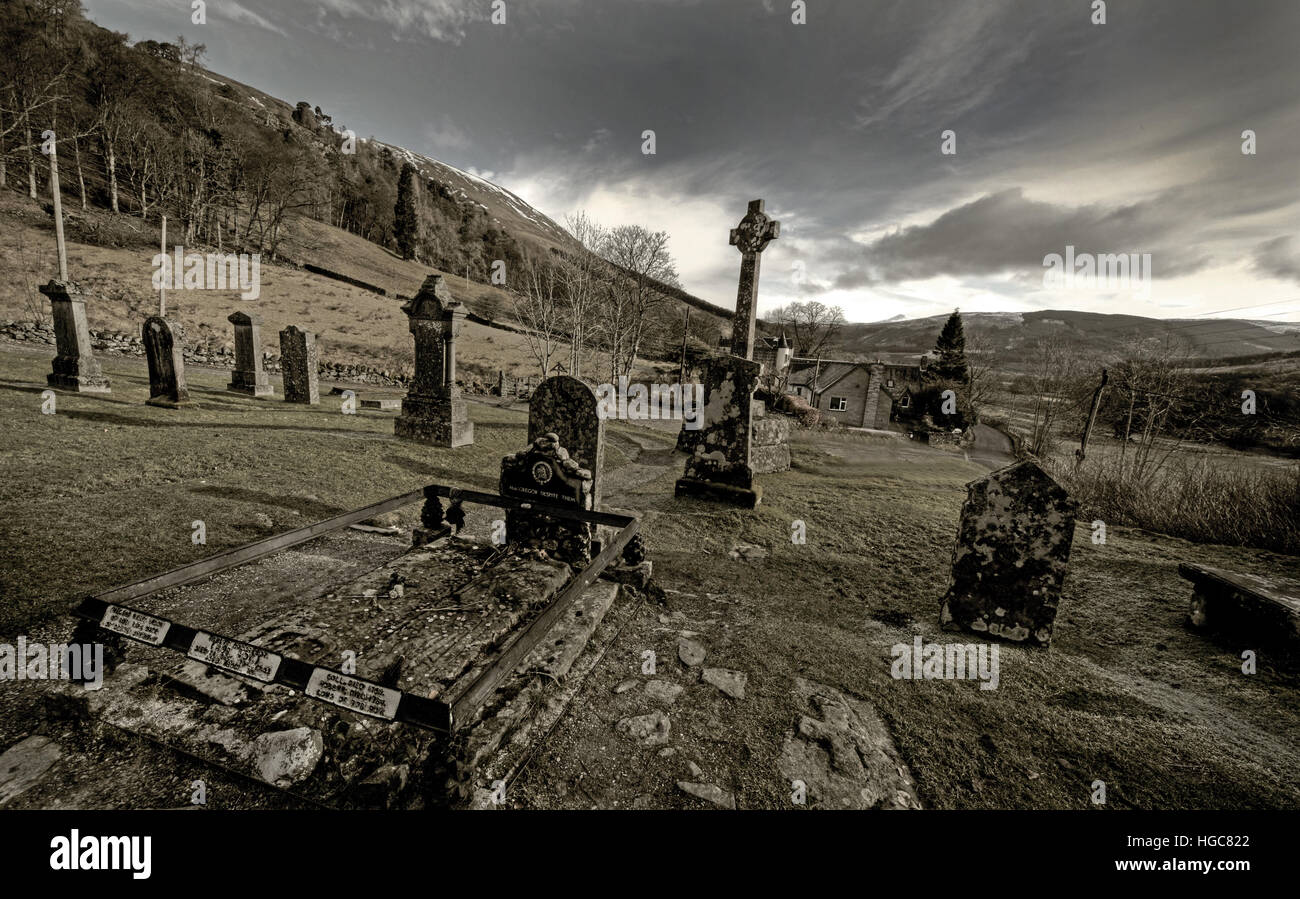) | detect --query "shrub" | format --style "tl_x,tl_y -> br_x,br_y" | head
1055,453 -> 1300,555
